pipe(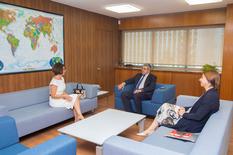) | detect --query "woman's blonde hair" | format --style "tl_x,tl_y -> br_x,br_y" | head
204,71 -> 220,90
